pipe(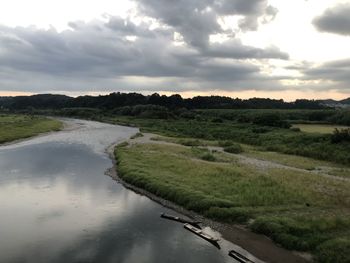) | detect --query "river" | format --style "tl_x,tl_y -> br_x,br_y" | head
0,119 -> 245,263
